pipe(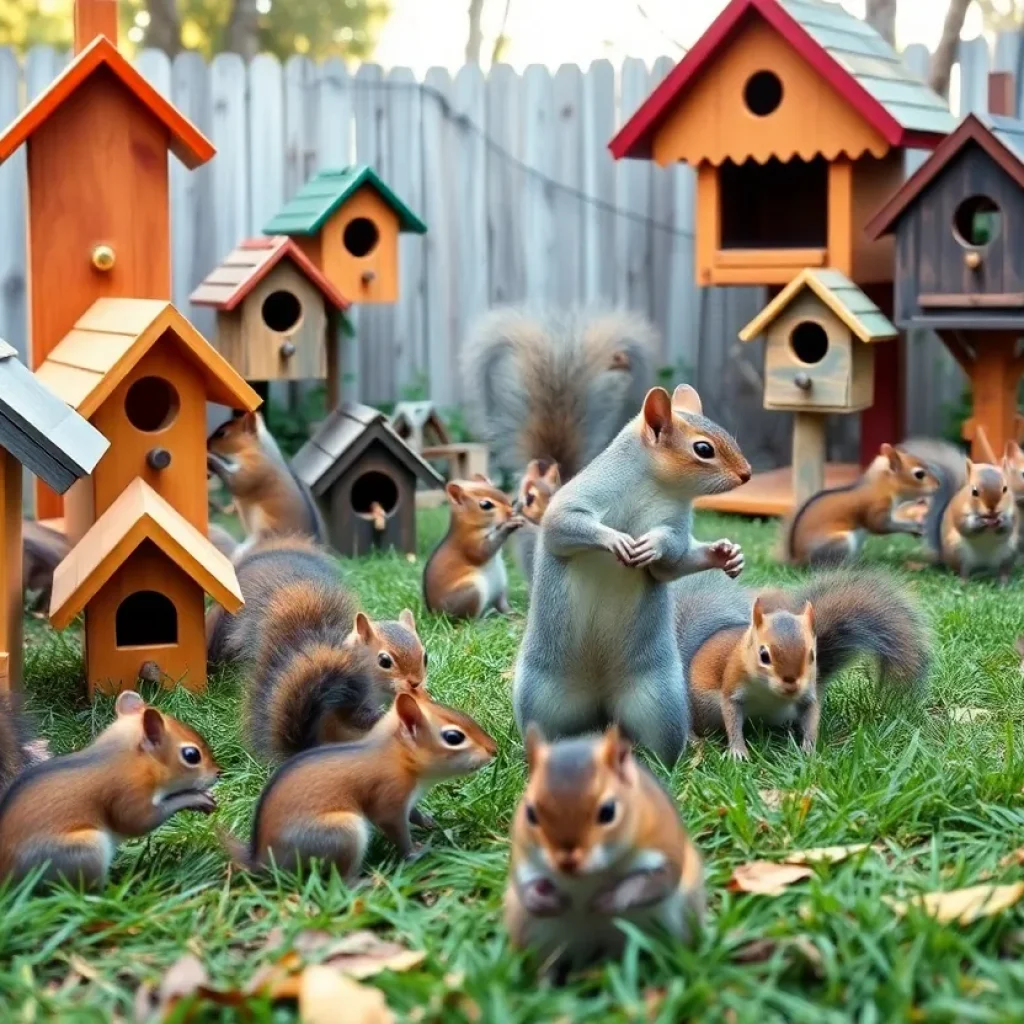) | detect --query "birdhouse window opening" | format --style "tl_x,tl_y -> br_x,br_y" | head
351,470 -> 400,517
719,157 -> 828,250
124,376 -> 180,433
953,195 -> 1002,249
343,217 -> 380,259
789,321 -> 829,365
743,71 -> 783,117
261,290 -> 304,334
115,591 -> 178,648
